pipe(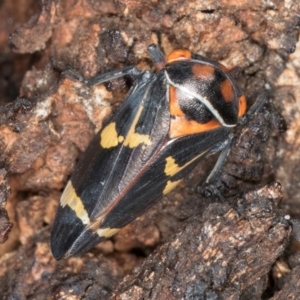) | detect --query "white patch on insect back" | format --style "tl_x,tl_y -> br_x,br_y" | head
100,122 -> 124,148
34,96 -> 54,121
60,181 -> 90,225
81,85 -> 113,131
163,179 -> 182,195
123,105 -> 152,148
164,71 -> 235,128
97,228 -> 120,238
